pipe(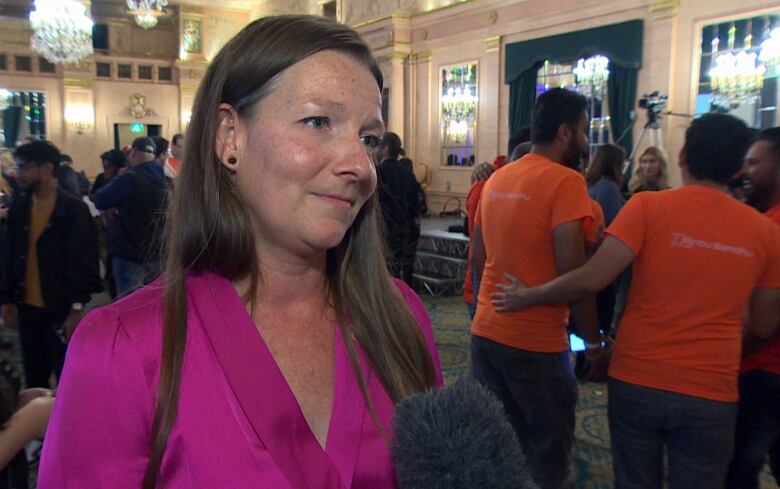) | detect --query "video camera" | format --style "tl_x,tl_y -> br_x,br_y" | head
638,91 -> 668,123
